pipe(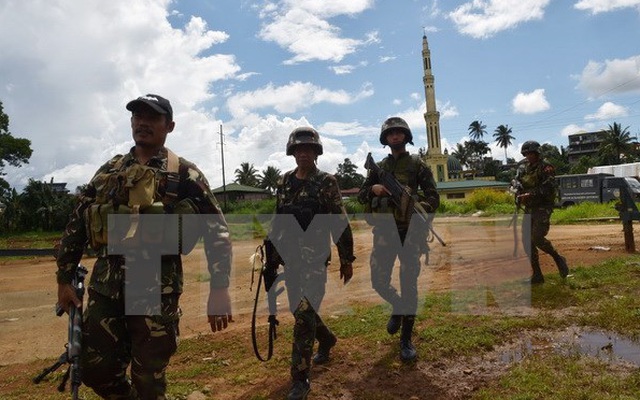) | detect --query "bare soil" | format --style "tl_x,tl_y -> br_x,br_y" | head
0,216 -> 634,399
